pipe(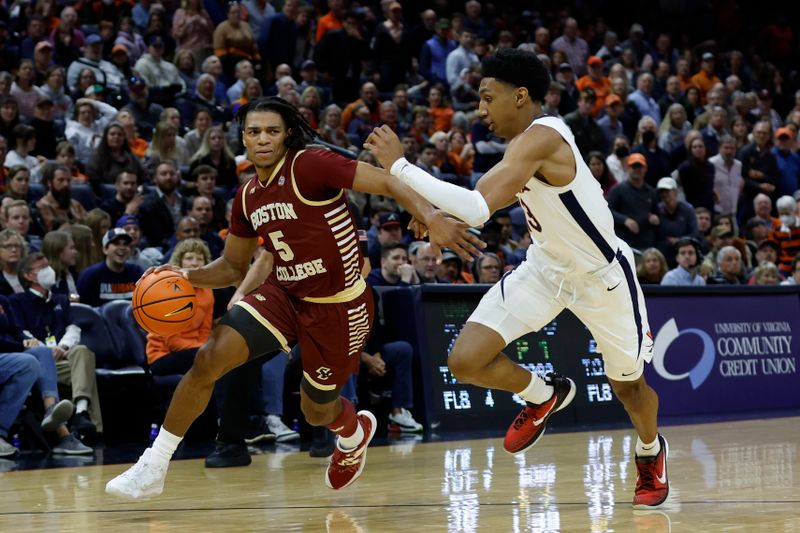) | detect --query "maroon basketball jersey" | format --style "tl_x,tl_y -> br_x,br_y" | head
229,148 -> 365,300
